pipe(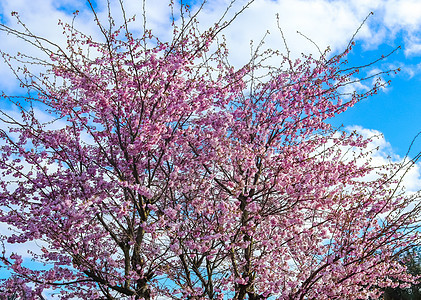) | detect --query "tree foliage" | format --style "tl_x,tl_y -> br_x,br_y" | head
0,1 -> 420,299
382,249 -> 421,300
